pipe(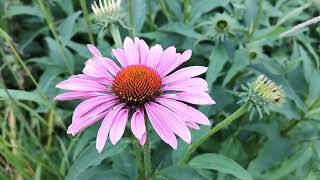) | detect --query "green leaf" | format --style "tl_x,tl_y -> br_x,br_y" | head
58,11 -> 82,40
66,139 -> 130,180
5,5 -> 43,18
78,166 -> 127,180
206,45 -> 229,91
190,0 -> 229,24
189,153 -> 253,180
156,166 -> 205,180
132,0 -> 147,33
159,22 -> 201,39
0,89 -> 45,105
261,147 -> 313,180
